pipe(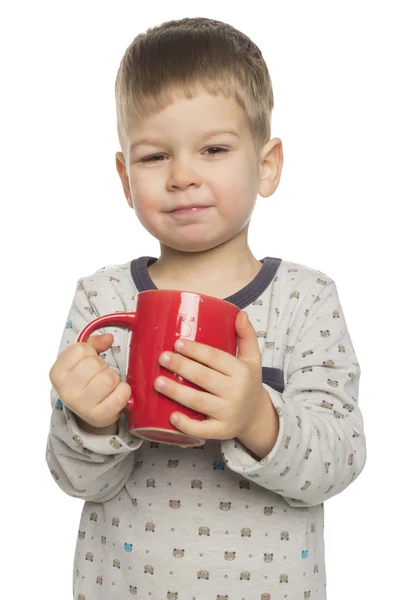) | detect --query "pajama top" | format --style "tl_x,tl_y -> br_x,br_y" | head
46,255 -> 367,600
